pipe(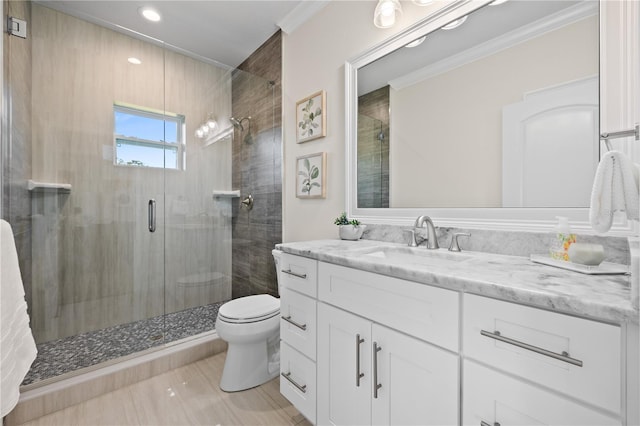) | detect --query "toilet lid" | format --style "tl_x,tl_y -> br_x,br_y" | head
218,294 -> 280,323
